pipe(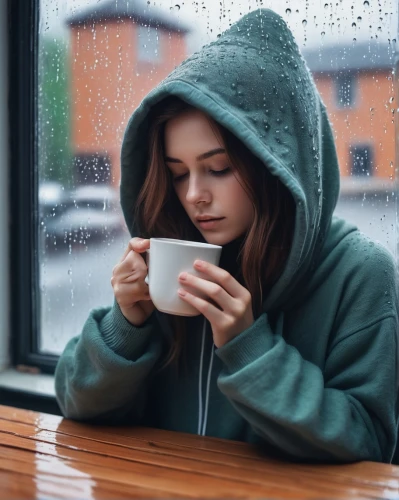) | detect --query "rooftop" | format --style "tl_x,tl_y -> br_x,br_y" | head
66,0 -> 191,33
302,41 -> 396,73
